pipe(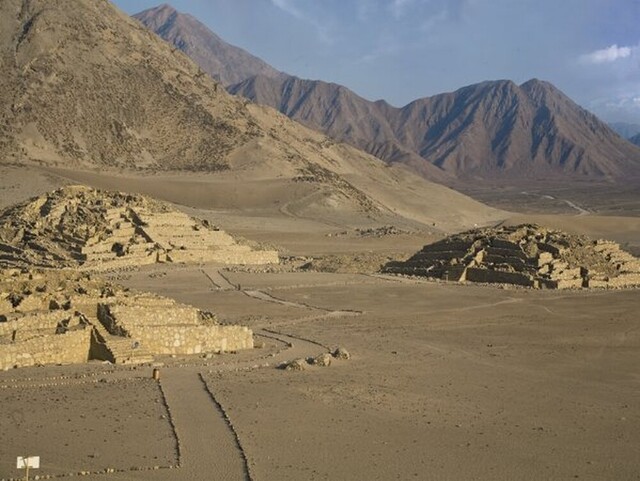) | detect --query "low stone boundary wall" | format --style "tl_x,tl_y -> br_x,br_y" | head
168,249 -> 279,265
0,329 -> 91,370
